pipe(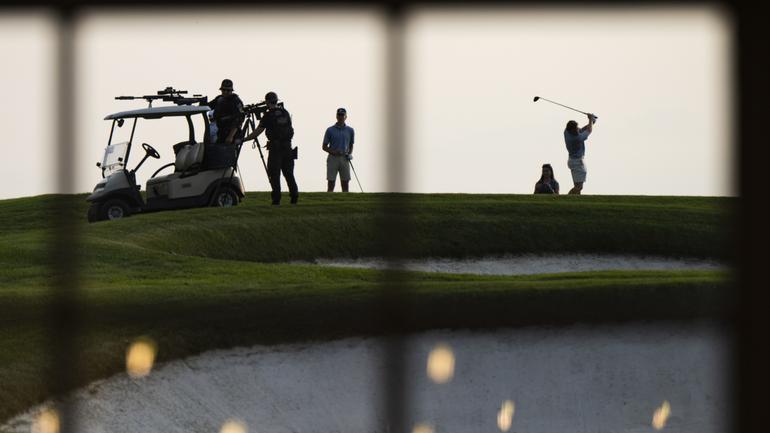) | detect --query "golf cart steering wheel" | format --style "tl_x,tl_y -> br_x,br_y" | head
142,143 -> 160,159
